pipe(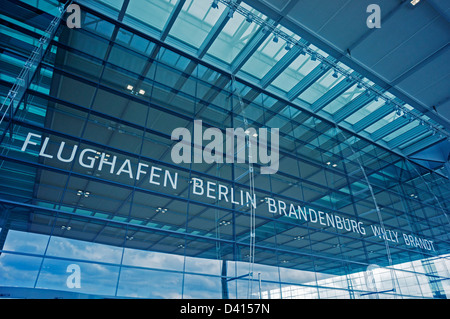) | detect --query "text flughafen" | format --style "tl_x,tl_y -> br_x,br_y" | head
21,132 -> 437,252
